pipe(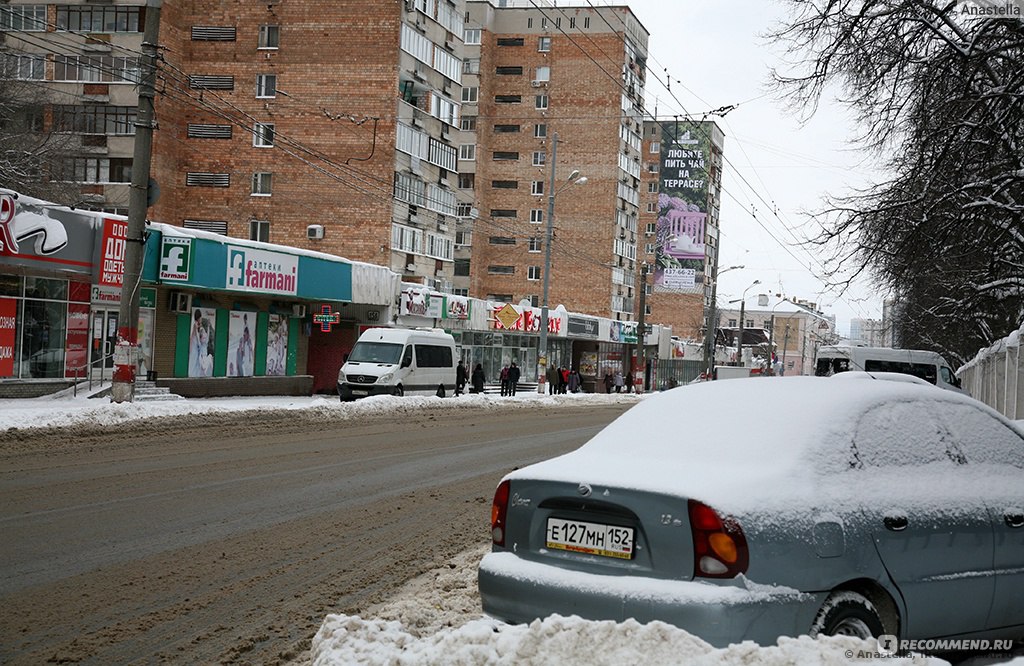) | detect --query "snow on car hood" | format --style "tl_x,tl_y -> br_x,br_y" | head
506,376 -> 1008,516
